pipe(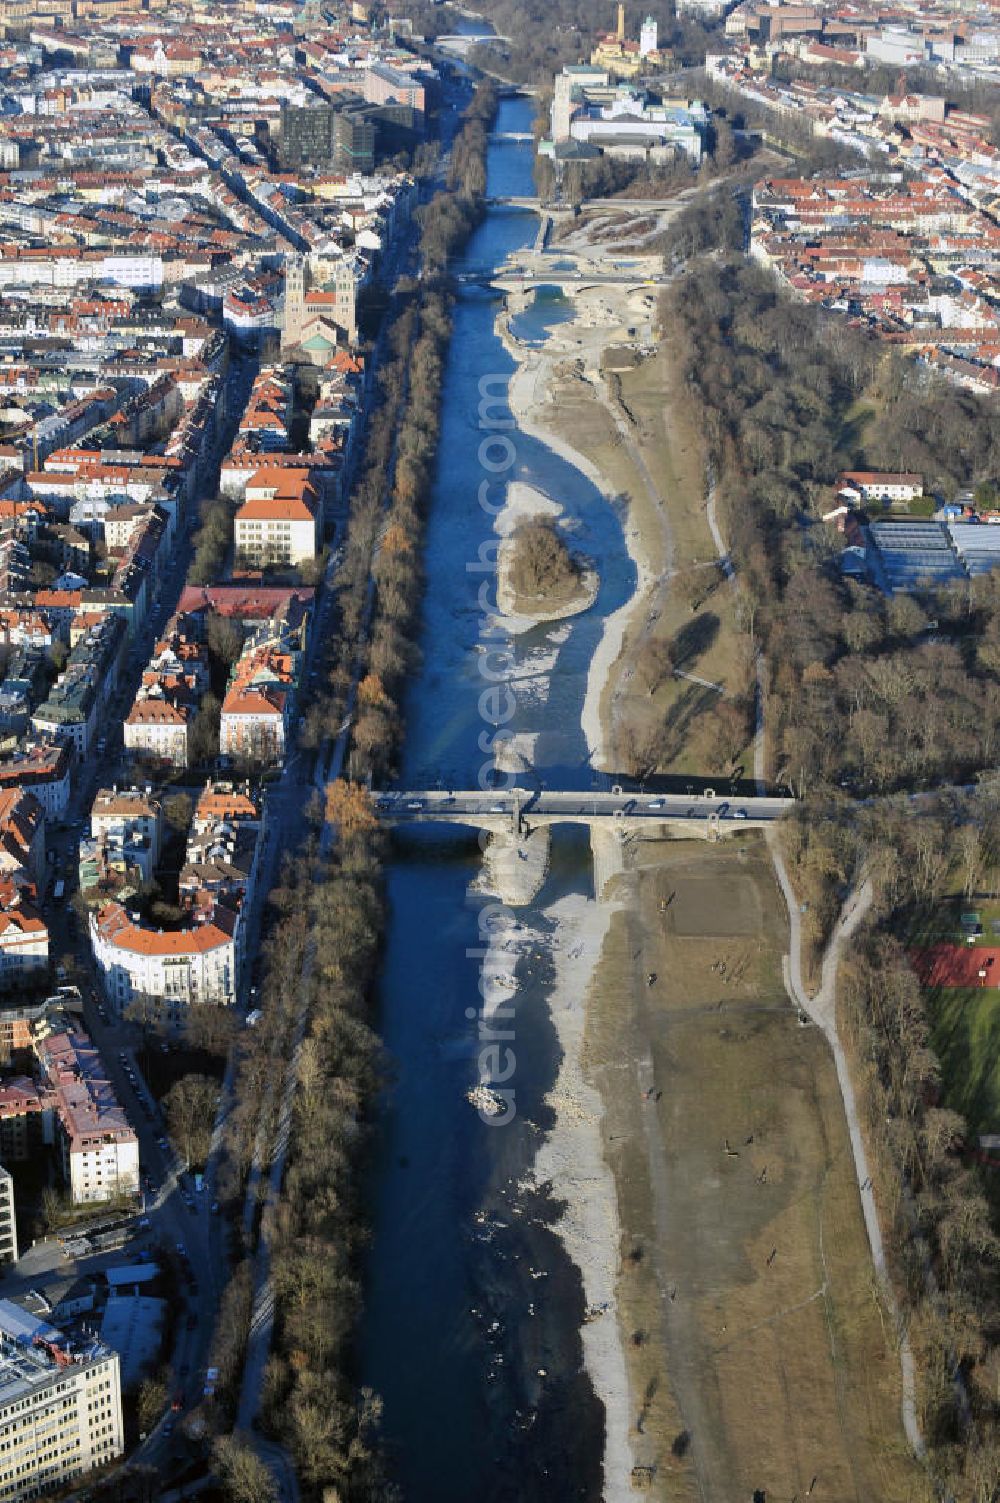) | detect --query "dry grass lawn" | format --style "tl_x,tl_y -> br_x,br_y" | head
538,336 -> 748,775
584,838 -> 928,1503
